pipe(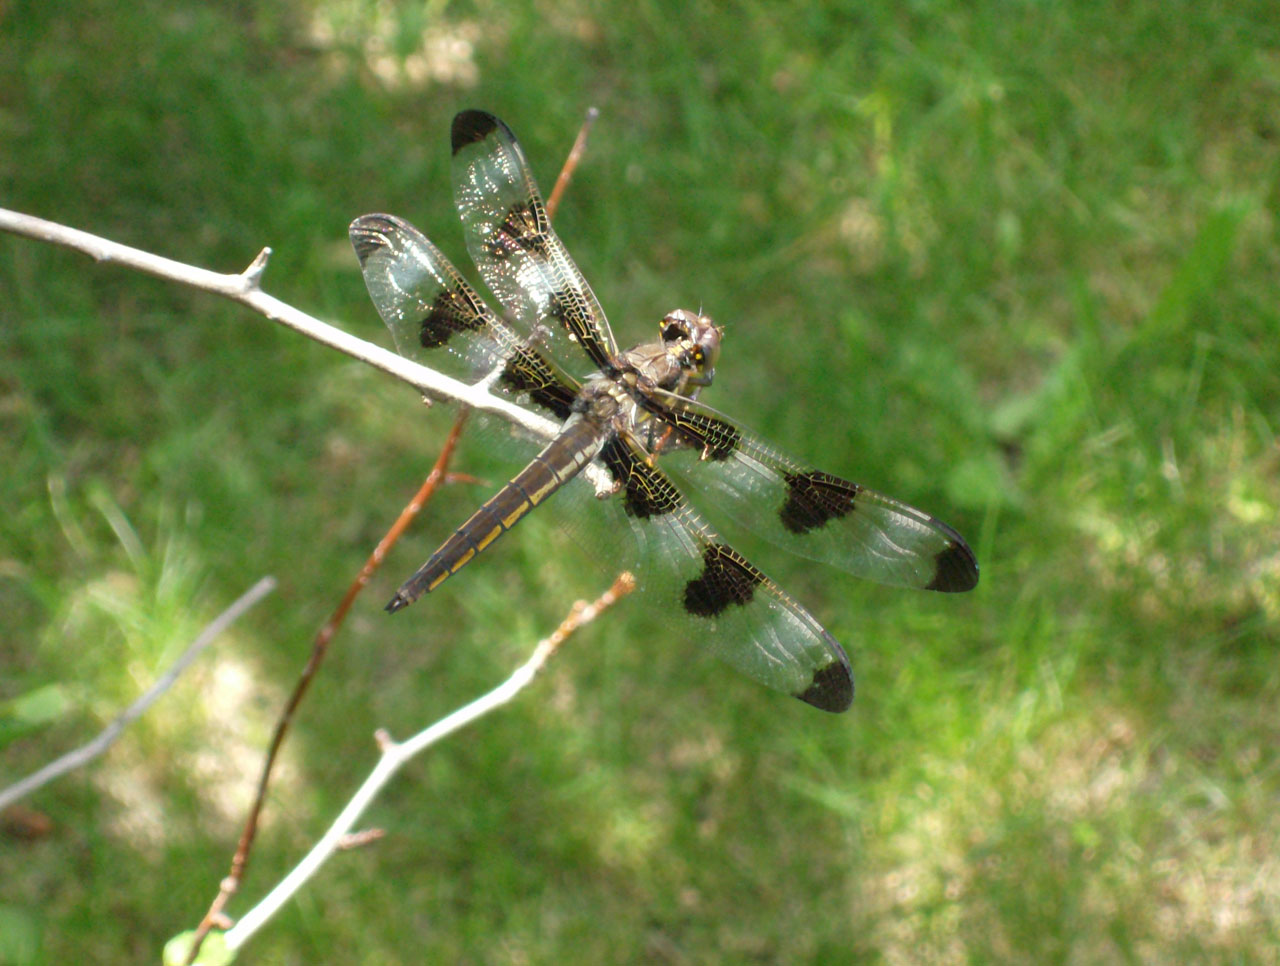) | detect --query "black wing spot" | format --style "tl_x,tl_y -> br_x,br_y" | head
499,346 -> 576,421
683,544 -> 763,618
925,540 -> 980,592
485,201 -> 548,257
797,659 -> 854,713
518,231 -> 552,257
420,288 -> 484,349
451,109 -> 501,153
686,411 -> 740,462
780,471 -> 860,534
601,440 -> 681,519
650,408 -> 739,462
